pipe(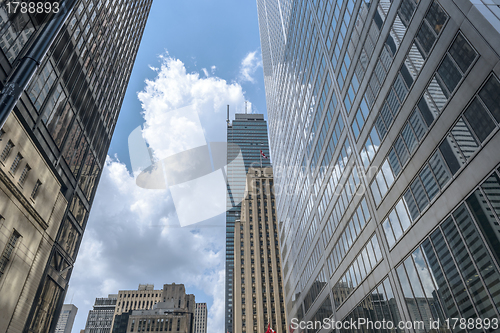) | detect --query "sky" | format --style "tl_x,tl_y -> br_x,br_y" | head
65,1 -> 267,333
